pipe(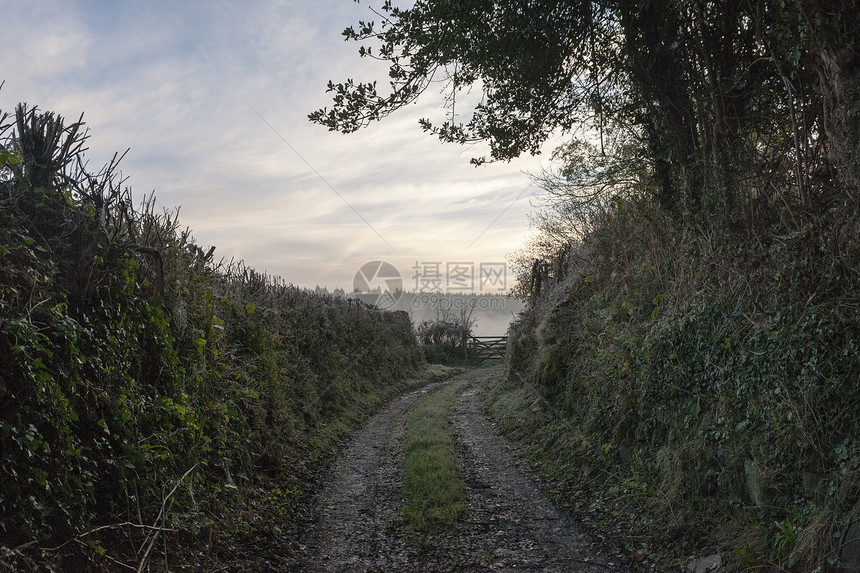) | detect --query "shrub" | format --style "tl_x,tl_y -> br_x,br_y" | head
0,103 -> 425,569
500,187 -> 860,568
